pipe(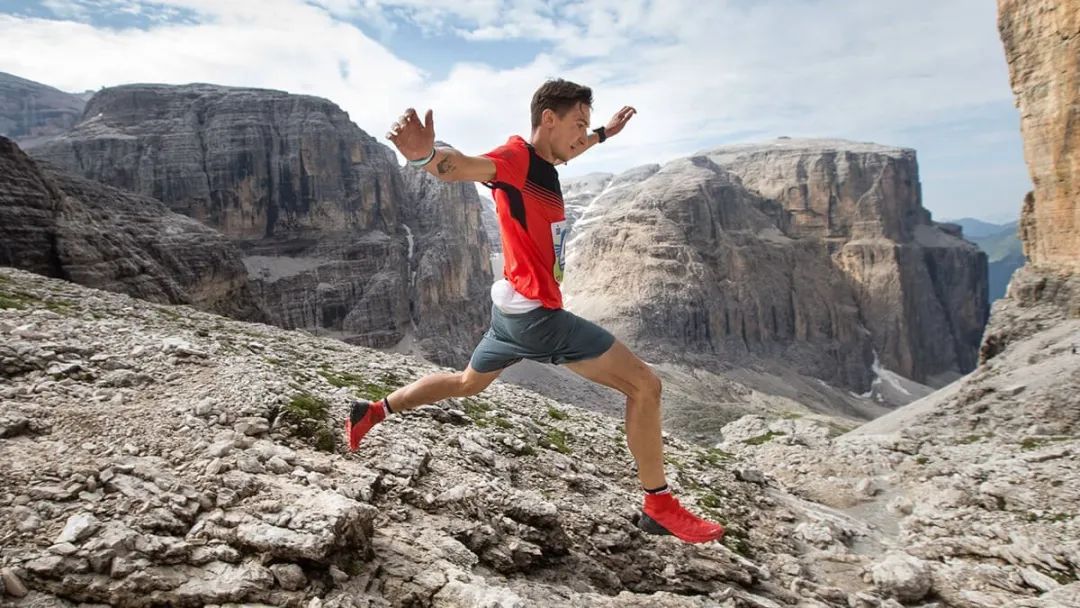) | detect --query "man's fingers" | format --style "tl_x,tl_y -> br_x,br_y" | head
424,109 -> 434,132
